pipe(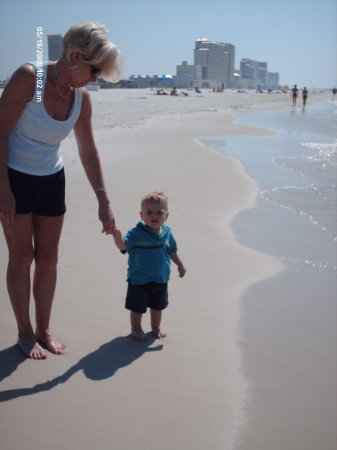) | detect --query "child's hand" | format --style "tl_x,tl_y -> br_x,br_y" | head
111,227 -> 123,240
178,264 -> 186,278
111,228 -> 126,250
170,252 -> 186,278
